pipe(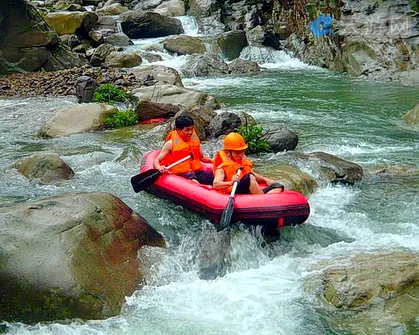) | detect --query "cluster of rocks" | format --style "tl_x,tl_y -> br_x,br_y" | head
0,66 -> 145,97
